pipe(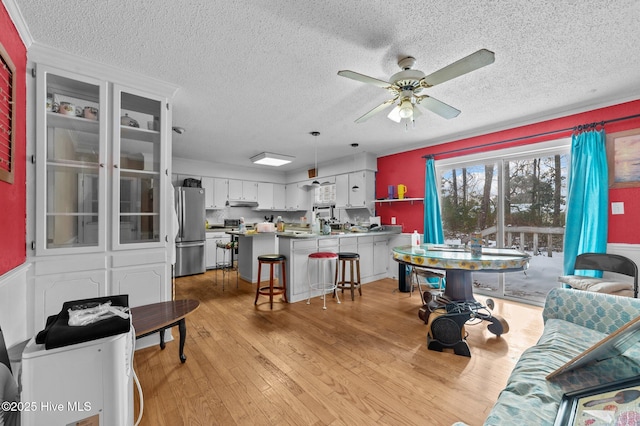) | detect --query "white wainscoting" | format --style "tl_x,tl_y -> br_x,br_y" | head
607,243 -> 640,268
0,263 -> 31,347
